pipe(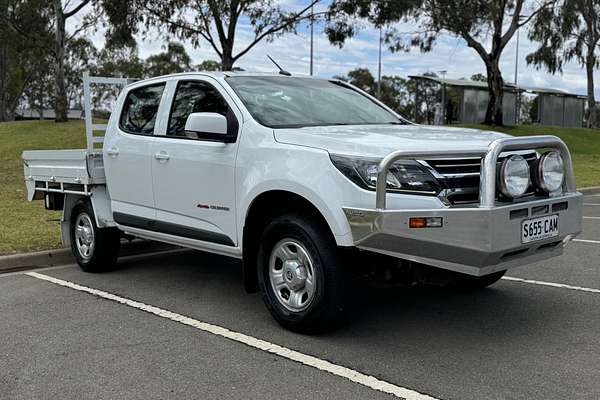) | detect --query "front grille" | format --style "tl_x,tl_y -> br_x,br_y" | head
423,153 -> 539,205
